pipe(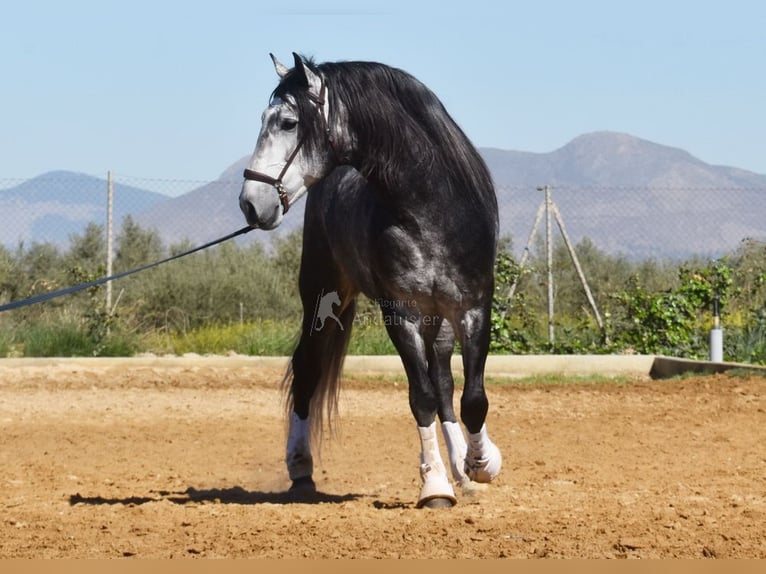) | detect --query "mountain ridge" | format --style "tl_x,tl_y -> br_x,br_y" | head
3,131 -> 764,258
